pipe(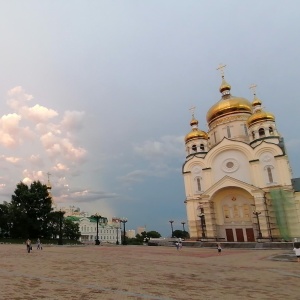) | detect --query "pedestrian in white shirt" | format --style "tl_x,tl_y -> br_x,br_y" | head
293,246 -> 300,262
